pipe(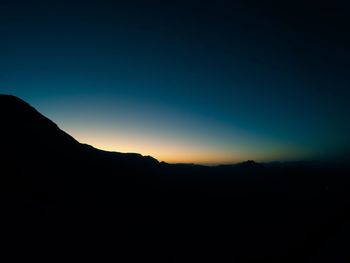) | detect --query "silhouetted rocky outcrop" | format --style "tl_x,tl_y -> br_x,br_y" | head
1,94 -> 350,262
